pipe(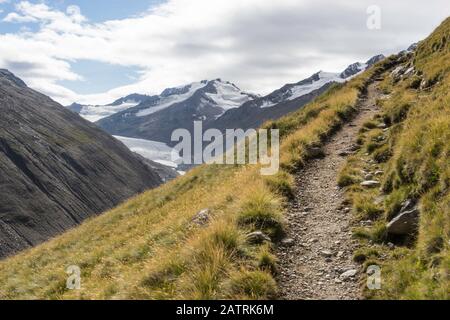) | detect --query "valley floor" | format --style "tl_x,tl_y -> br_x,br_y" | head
277,81 -> 382,299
